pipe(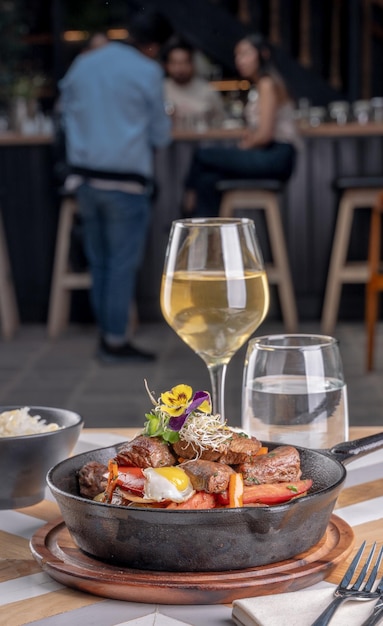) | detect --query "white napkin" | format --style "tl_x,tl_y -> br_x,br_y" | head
232,587 -> 377,626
